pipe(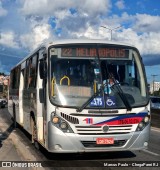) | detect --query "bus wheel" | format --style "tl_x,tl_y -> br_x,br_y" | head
31,117 -> 36,143
34,141 -> 40,150
13,104 -> 17,128
31,117 -> 39,150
